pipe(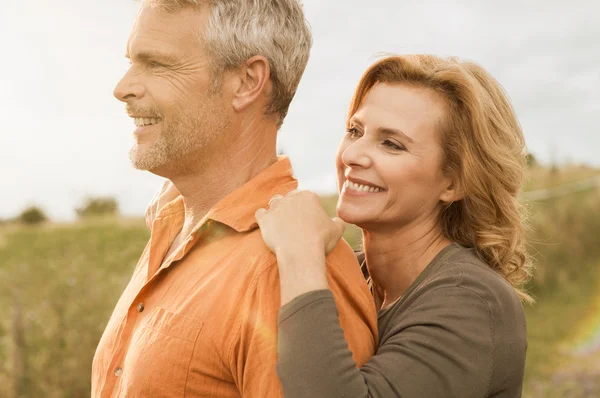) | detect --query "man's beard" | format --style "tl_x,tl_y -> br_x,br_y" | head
129,96 -> 229,174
